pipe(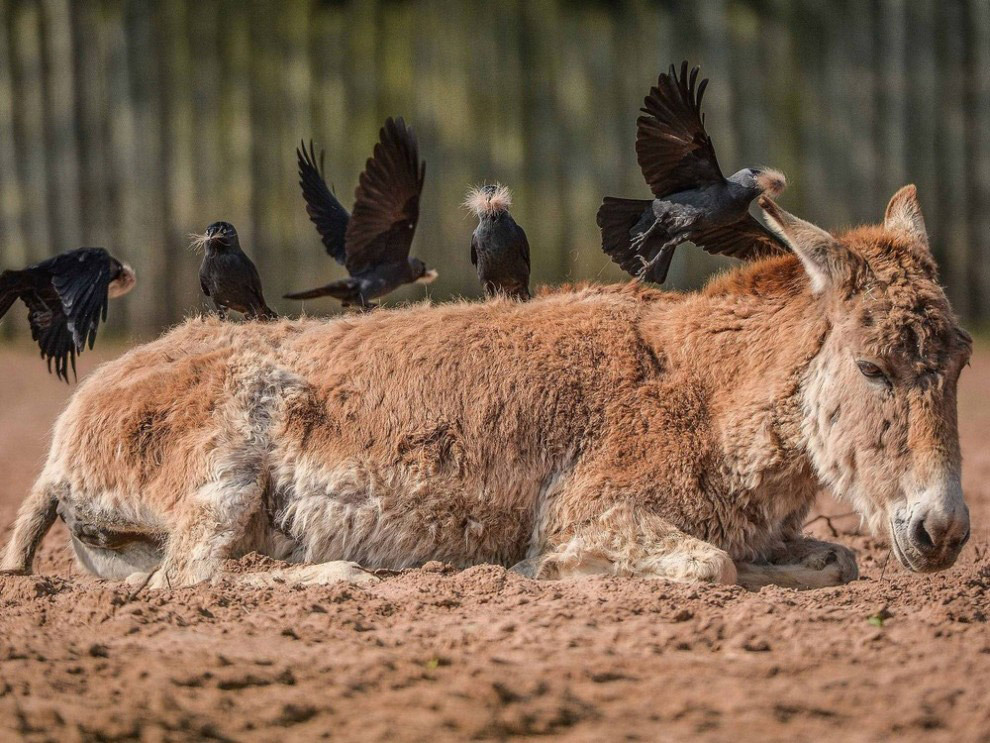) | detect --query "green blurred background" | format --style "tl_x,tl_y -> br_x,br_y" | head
1,0 -> 988,338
